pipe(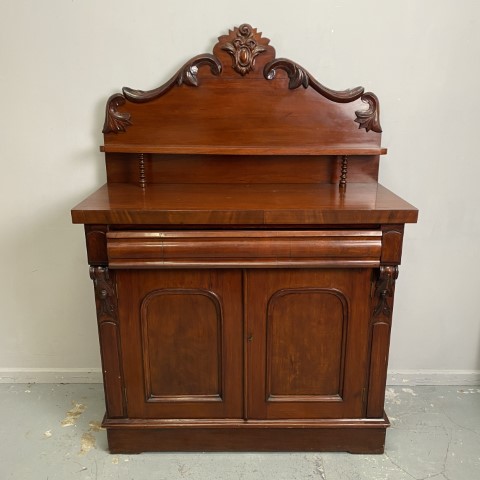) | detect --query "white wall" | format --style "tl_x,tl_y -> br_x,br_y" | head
1,1 -> 479,383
